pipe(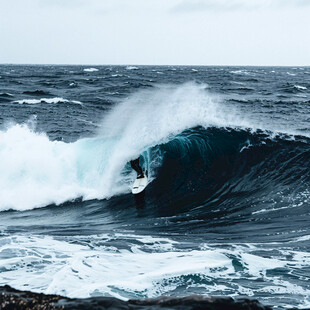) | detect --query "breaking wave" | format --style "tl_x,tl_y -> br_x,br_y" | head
0,83 -> 309,212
